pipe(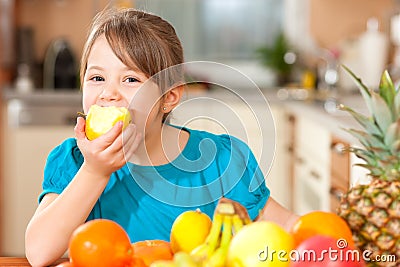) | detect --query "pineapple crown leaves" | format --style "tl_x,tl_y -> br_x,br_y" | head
340,65 -> 400,181
338,105 -> 381,136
